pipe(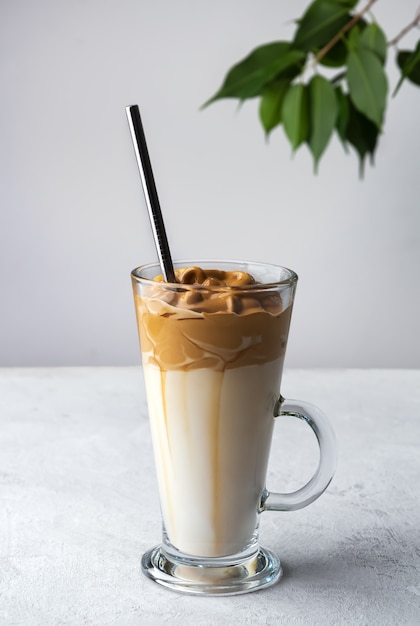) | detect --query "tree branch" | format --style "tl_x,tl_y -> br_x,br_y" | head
388,6 -> 420,46
314,0 -> 379,65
